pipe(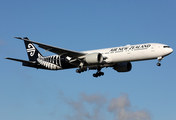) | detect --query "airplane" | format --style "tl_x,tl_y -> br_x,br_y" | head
6,37 -> 173,77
